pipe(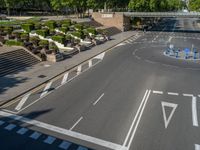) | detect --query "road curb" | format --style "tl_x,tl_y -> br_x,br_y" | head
0,32 -> 138,107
